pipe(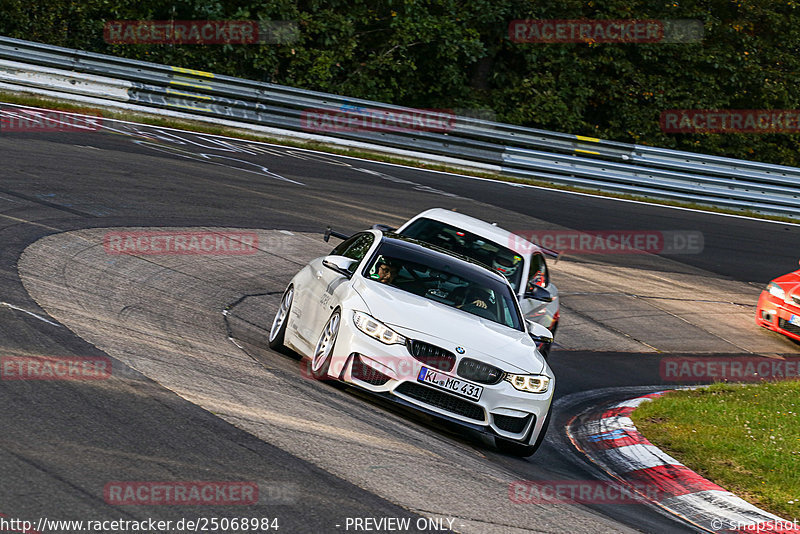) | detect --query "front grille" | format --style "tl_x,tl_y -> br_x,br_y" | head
395,382 -> 484,421
457,358 -> 503,385
351,355 -> 391,386
779,318 -> 800,336
493,413 -> 533,434
406,340 -> 455,372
